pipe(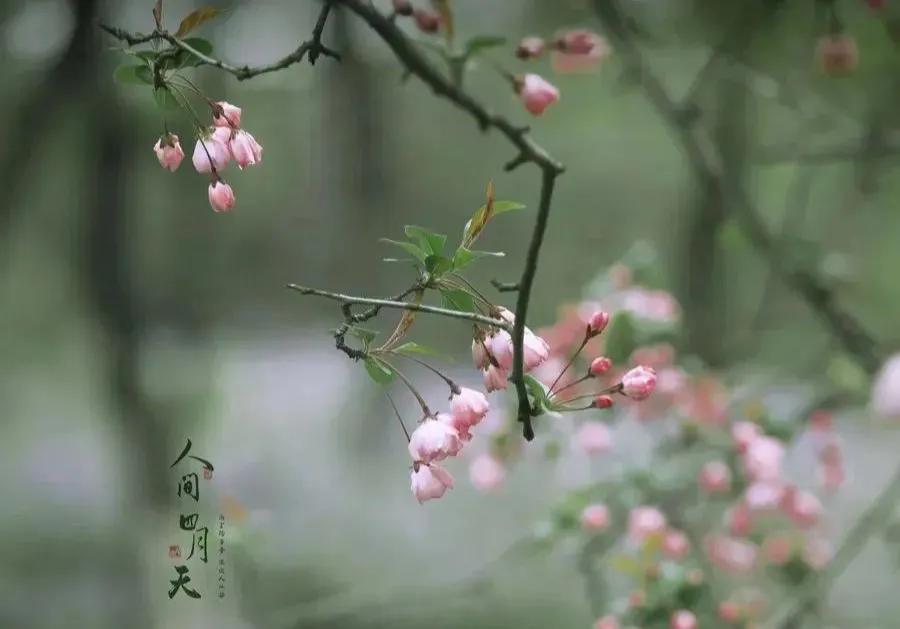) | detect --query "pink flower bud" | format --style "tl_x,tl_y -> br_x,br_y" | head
208,180 -> 235,213
523,331 -> 550,371
153,133 -> 184,171
621,365 -> 657,400
663,529 -> 690,560
193,127 -> 231,173
410,462 -> 453,503
590,356 -> 612,376
496,307 -> 516,324
229,129 -> 263,169
436,411 -> 471,447
489,330 -> 514,370
469,454 -> 505,491
817,34 -> 859,76
593,395 -> 614,409
699,460 -> 732,494
408,417 -> 461,463
450,387 -> 489,429
576,421 -> 612,455
391,0 -> 413,16
743,435 -> 784,482
593,616 -> 619,629
517,73 -> 560,116
628,506 -> 666,544
471,337 -> 490,370
551,30 -> 611,74
718,601 -> 741,623
762,535 -> 793,566
784,489 -> 822,528
483,364 -> 508,392
580,503 -> 610,532
670,610 -> 697,629
731,420 -> 760,452
516,36 -> 545,59
705,535 -> 757,574
412,8 -> 440,33
589,310 -> 610,334
213,101 -> 242,128
554,29 -> 603,55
